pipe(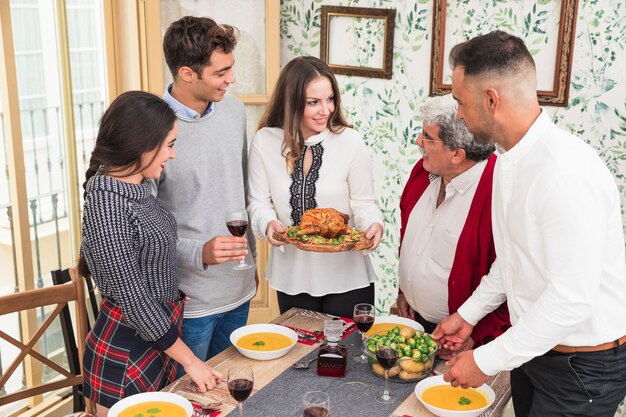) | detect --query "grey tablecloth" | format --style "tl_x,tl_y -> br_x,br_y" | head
238,331 -> 419,417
